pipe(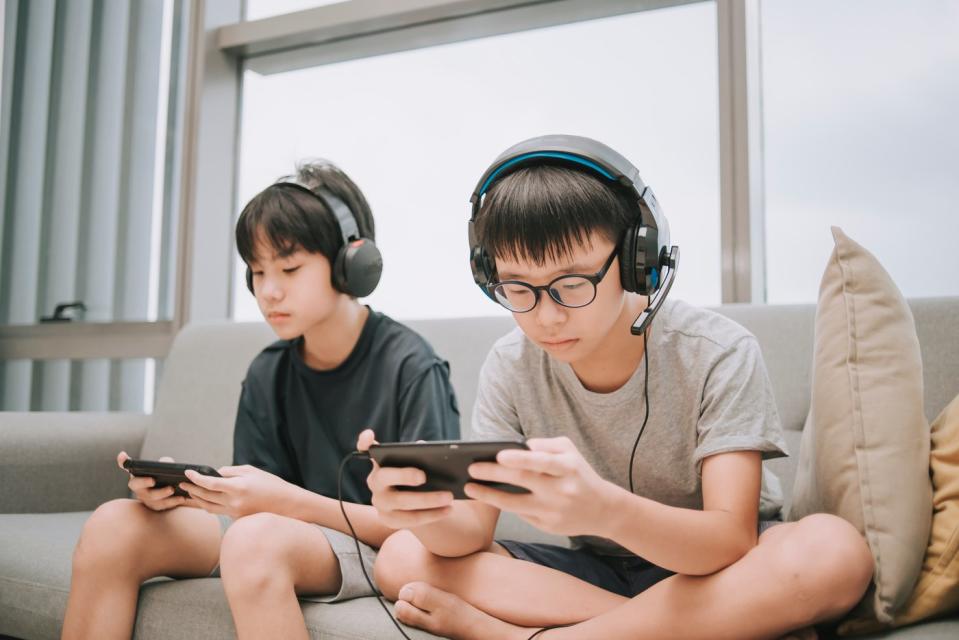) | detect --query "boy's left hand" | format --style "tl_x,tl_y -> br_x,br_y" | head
180,465 -> 294,519
465,436 -> 619,537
